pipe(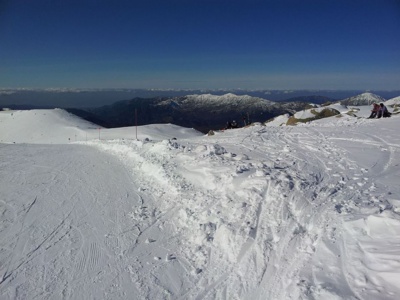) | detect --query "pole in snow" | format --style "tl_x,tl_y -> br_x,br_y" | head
135,108 -> 138,140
